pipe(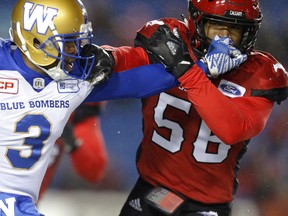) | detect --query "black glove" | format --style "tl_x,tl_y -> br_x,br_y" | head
72,104 -> 102,124
61,104 -> 102,152
80,44 -> 114,85
135,24 -> 193,78
61,122 -> 81,153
